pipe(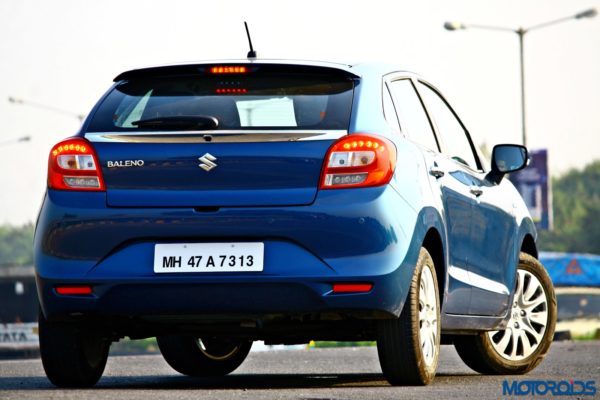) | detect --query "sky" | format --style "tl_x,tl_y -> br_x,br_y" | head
0,0 -> 598,225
